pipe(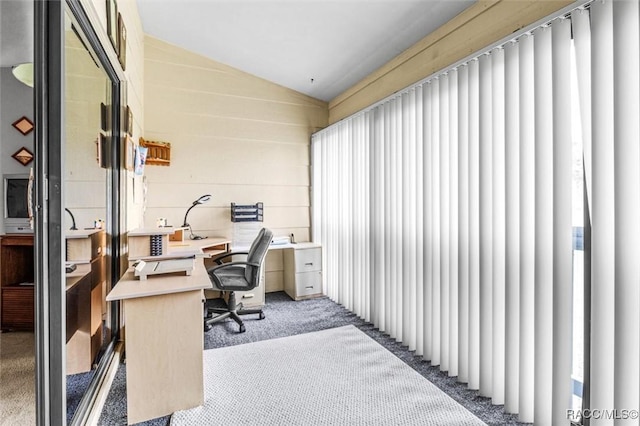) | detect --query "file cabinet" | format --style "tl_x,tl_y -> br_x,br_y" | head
283,243 -> 322,301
